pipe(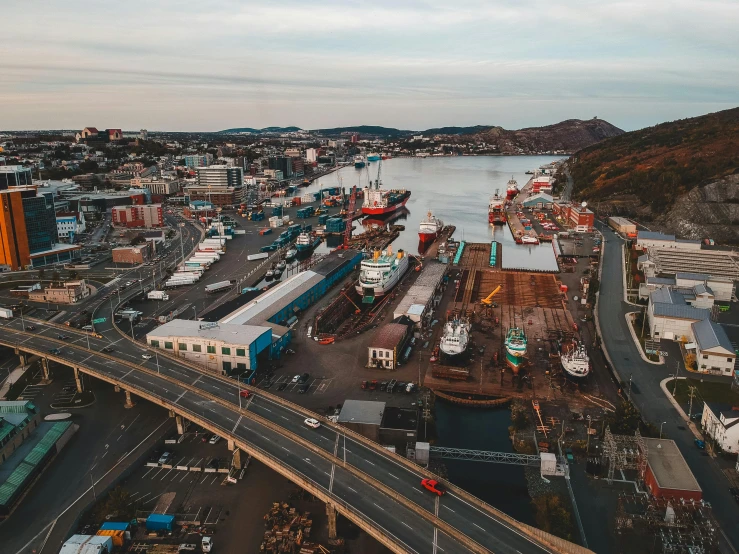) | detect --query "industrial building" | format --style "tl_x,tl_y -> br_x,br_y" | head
111,204 -> 164,228
553,202 -> 594,232
640,272 -> 735,303
147,320 -> 272,374
638,246 -> 739,282
690,319 -> 735,375
112,244 -> 153,265
636,231 -> 702,250
642,438 -> 702,501
367,323 -> 410,369
521,193 -> 554,210
338,400 -> 385,442
393,262 -> 447,326
608,216 -> 636,236
701,403 -> 739,453
221,249 -> 362,357
29,279 -> 91,304
59,534 -> 113,554
647,288 -> 711,341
